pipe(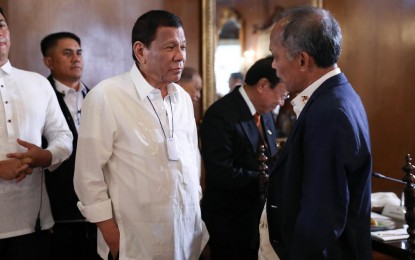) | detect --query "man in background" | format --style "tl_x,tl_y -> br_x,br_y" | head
41,31 -> 100,260
201,56 -> 288,260
178,66 -> 203,126
74,10 -> 208,260
0,8 -> 73,259
267,6 -> 372,259
178,66 -> 202,105
228,71 -> 244,92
